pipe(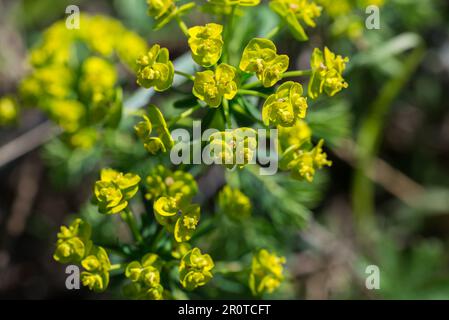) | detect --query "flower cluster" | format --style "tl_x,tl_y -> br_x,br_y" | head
218,186 -> 252,221
179,248 -> 215,290
136,45 -> 175,91
270,0 -> 322,41
134,105 -> 174,154
249,249 -> 286,296
193,63 -> 238,107
154,196 -> 201,242
124,253 -> 165,300
262,81 -> 308,127
207,128 -> 257,169
54,219 -> 111,292
19,14 -> 148,149
239,38 -> 289,87
309,46 -> 349,99
188,23 -> 223,67
94,168 -> 141,215
144,165 -> 198,205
